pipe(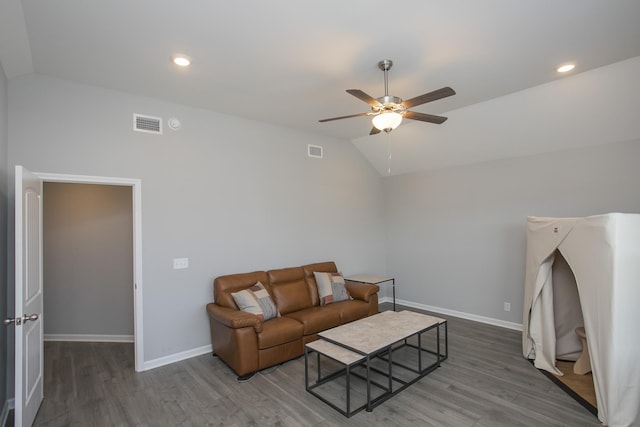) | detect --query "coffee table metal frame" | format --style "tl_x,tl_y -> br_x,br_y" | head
304,312 -> 448,417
